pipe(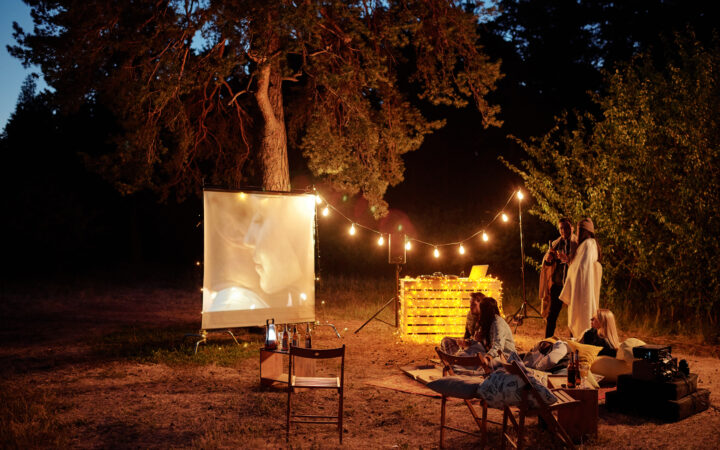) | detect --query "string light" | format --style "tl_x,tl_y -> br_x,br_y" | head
314,188 -> 523,261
